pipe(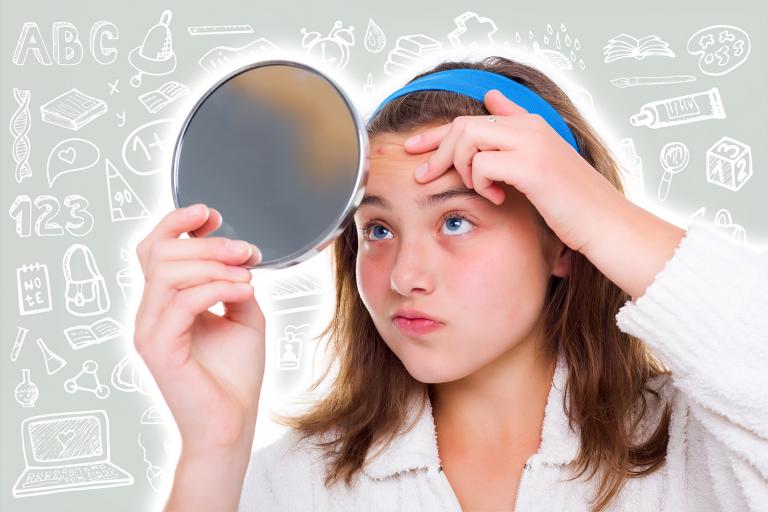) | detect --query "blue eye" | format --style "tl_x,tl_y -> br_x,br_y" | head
361,211 -> 474,241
